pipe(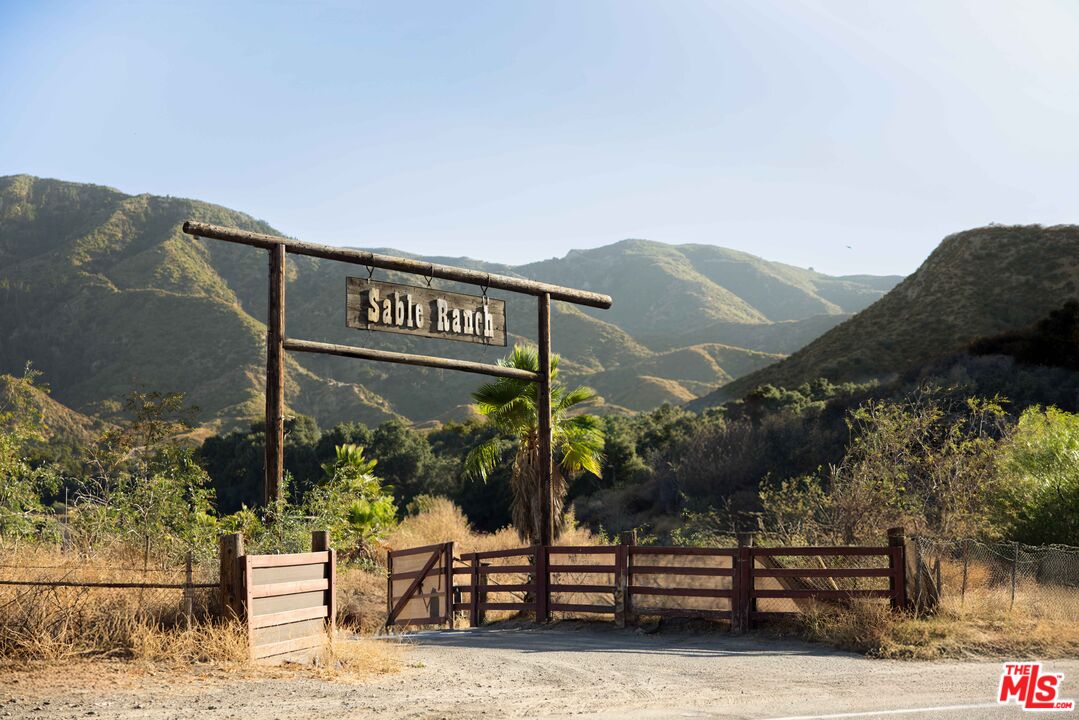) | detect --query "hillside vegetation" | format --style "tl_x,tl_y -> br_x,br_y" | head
693,224 -> 1079,408
0,175 -> 897,427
